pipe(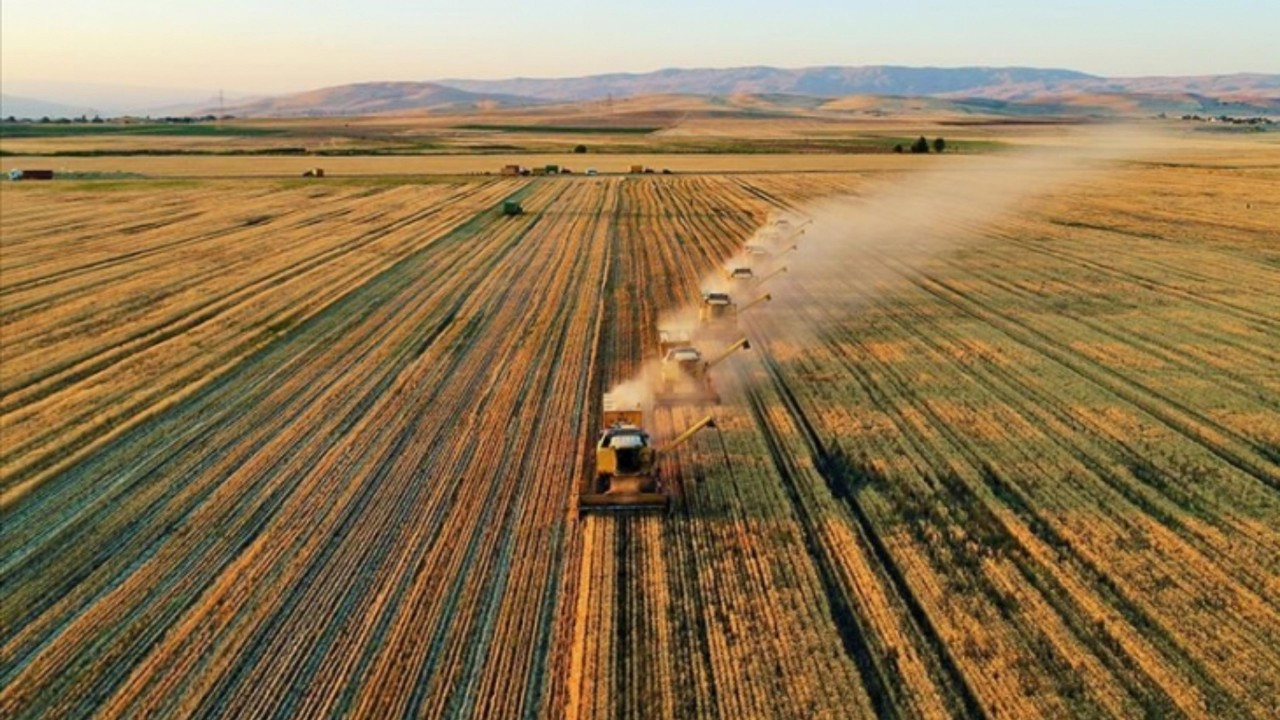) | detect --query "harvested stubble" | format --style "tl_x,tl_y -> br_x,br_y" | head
2,159 -> 1279,719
